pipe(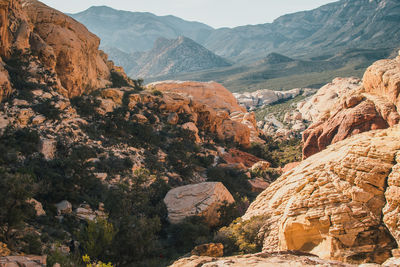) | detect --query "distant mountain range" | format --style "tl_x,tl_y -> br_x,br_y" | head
70,0 -> 400,90
103,36 -> 231,78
